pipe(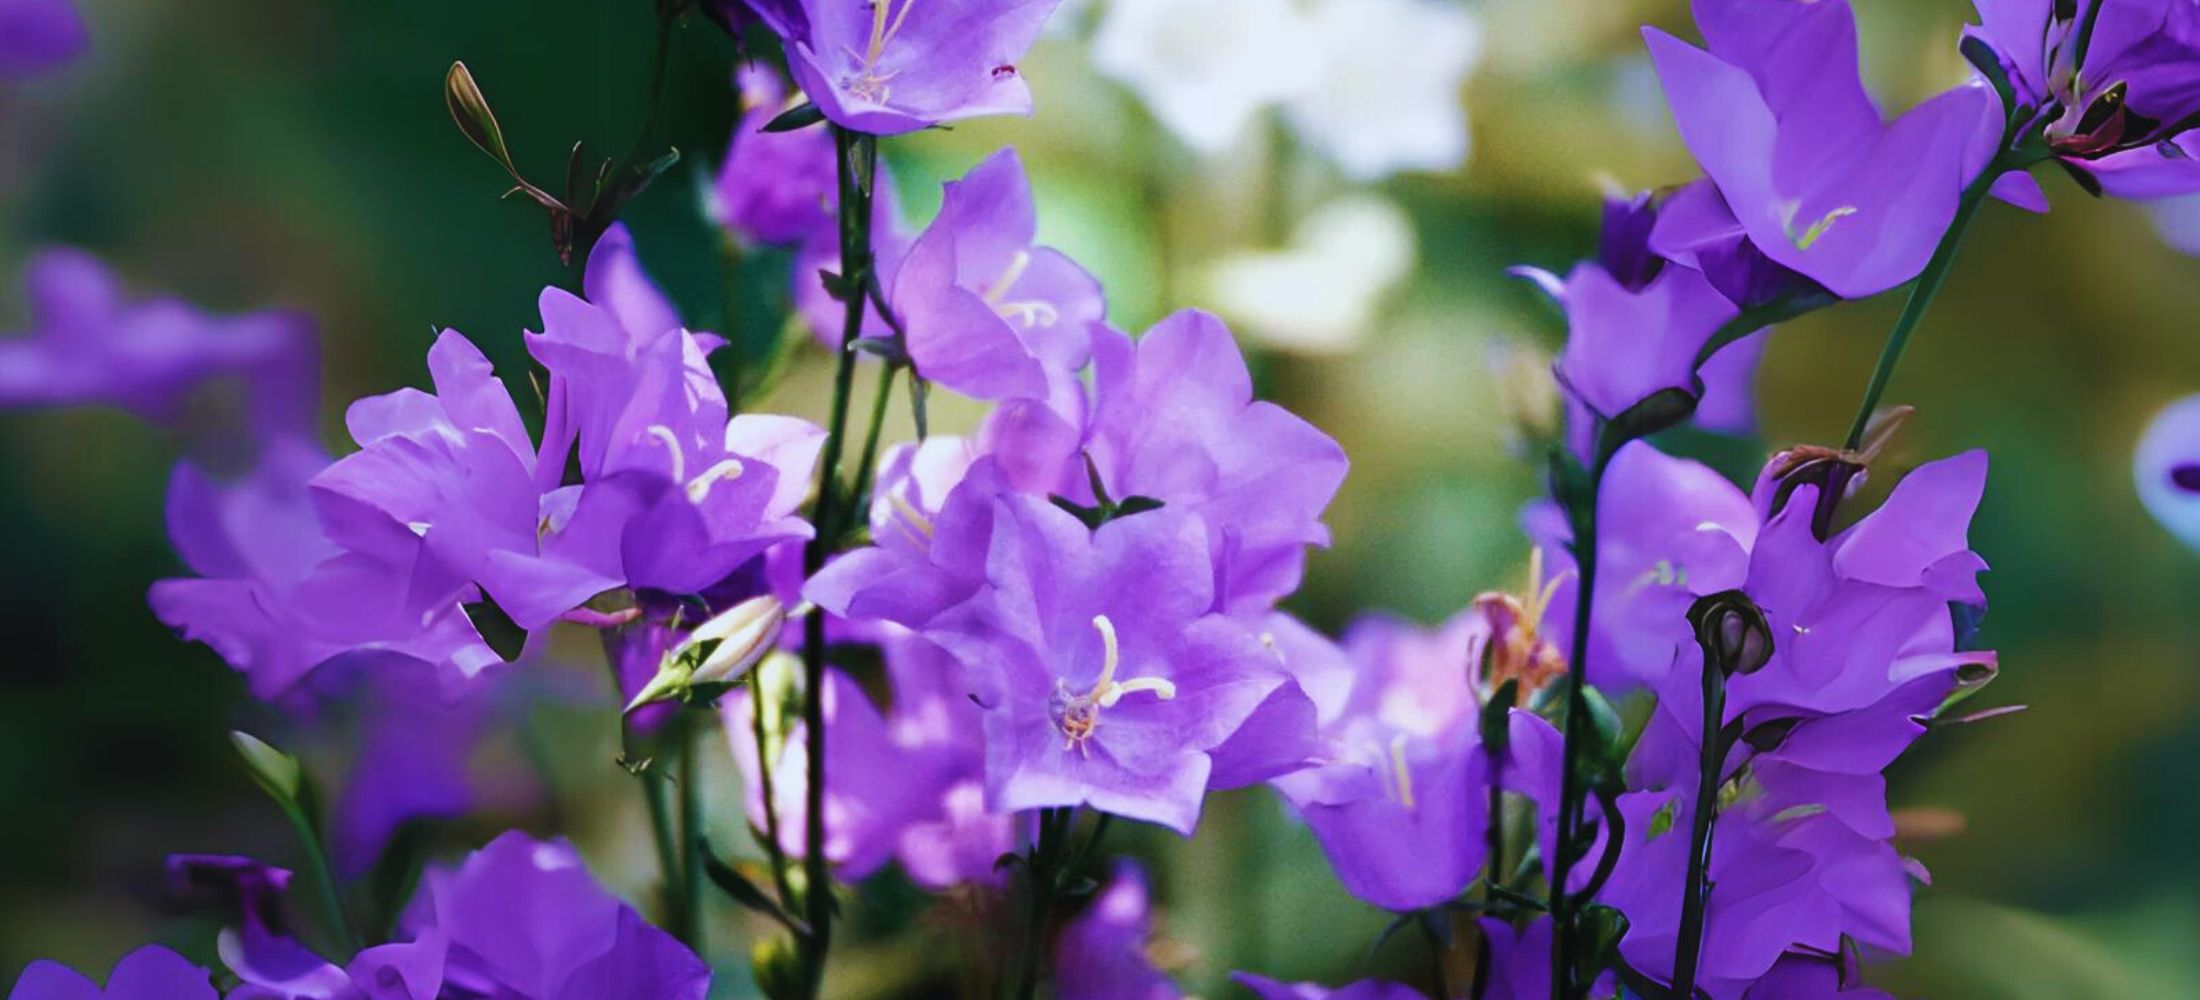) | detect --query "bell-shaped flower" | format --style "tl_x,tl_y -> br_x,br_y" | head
749,0 -> 1062,135
1970,0 -> 2200,198
1646,0 -> 2004,298
1541,259 -> 1740,432
887,148 -> 1104,400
